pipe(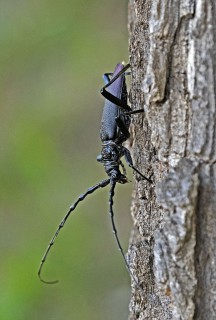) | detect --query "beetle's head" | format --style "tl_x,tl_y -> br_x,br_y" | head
97,142 -> 127,183
97,142 -> 120,163
101,143 -> 120,162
